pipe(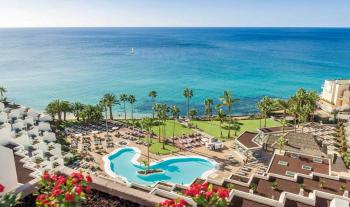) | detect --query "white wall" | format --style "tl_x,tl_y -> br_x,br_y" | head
0,146 -> 18,193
